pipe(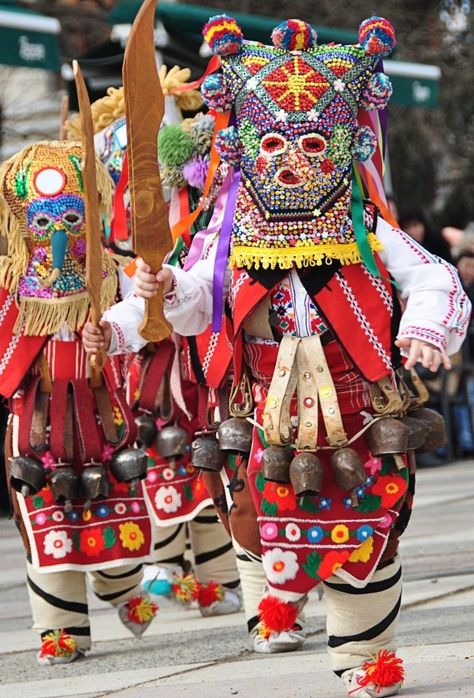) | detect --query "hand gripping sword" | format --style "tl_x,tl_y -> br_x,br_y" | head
73,60 -> 105,385
123,0 -> 173,342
